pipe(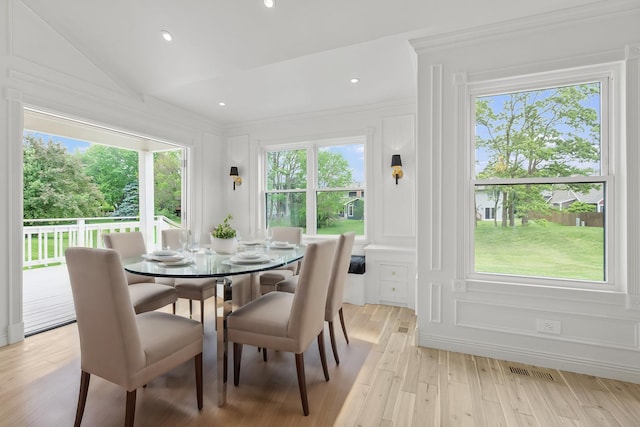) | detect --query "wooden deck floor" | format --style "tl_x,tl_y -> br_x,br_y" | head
22,265 -> 76,336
